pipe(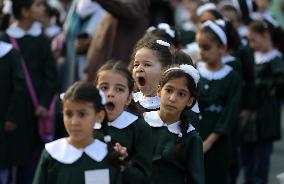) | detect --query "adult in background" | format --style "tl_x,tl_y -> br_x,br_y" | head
84,0 -> 150,82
